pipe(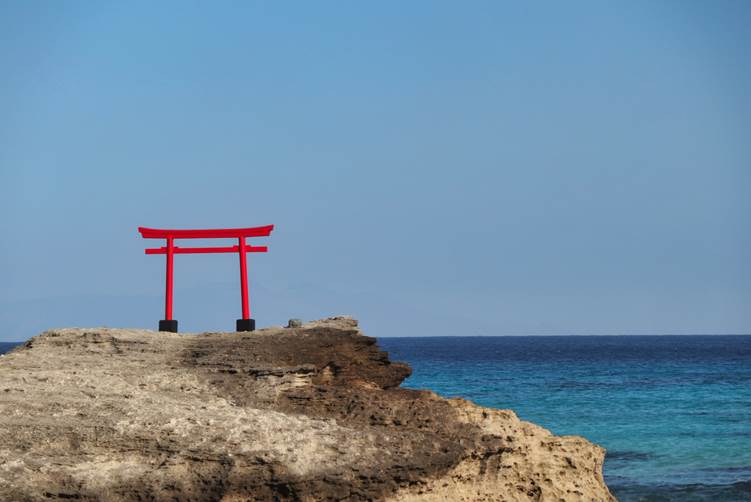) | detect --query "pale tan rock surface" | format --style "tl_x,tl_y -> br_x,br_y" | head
0,317 -> 615,501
